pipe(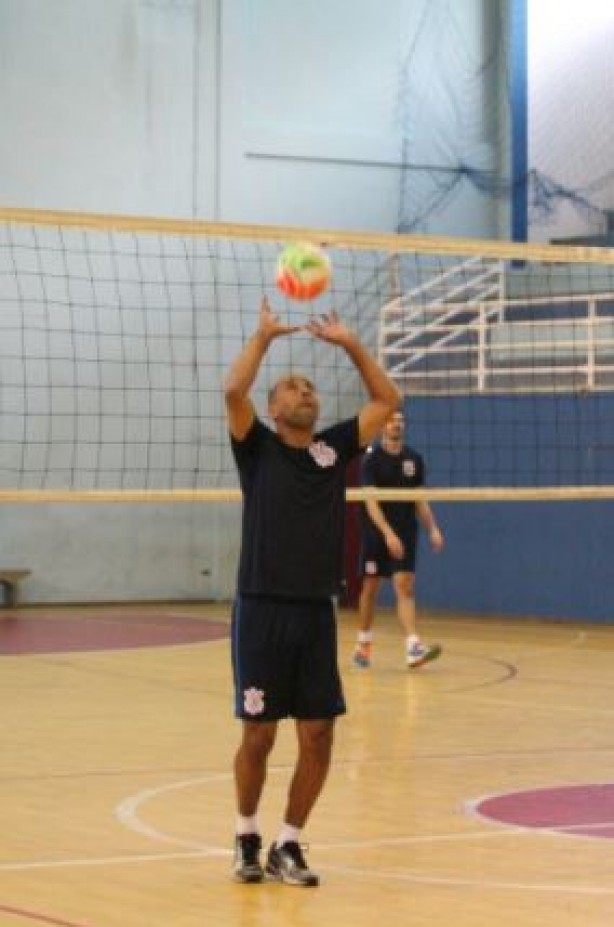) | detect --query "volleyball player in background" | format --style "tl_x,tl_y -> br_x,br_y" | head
353,409 -> 444,670
224,297 -> 400,887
